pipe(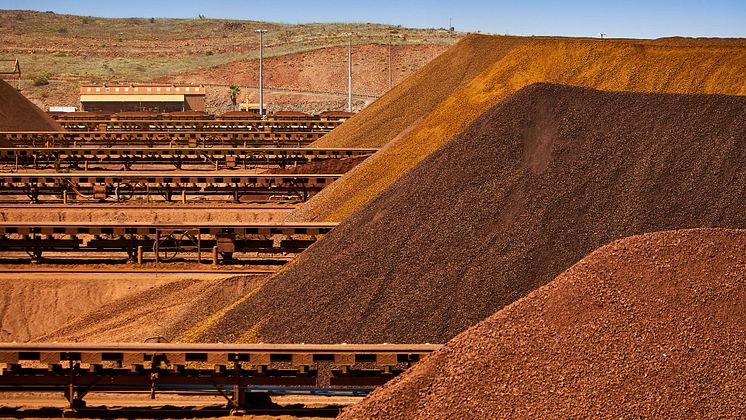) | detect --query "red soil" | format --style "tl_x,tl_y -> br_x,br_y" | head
341,228 -> 746,418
